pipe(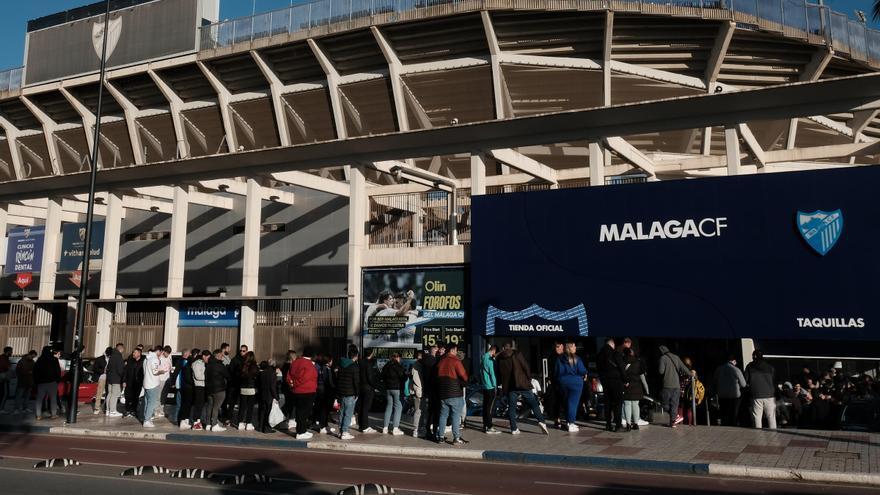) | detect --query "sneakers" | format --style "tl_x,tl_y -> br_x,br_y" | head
206,424 -> 213,431
391,428 -> 404,436
673,415 -> 684,426
381,427 -> 389,434
362,427 -> 377,434
48,415 -> 58,420
108,412 -> 123,418
192,422 -> 203,430
539,423 -> 550,436
238,422 -> 246,430
212,425 -> 227,432
246,423 -> 255,431
297,432 -> 313,440
340,432 -> 355,440
636,419 -> 649,426
511,429 -> 521,435
451,438 -> 464,445
93,409 -> 101,415
412,431 -> 420,438
143,421 -> 155,428
567,423 -> 579,433
484,427 -> 501,435
179,420 -> 190,430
